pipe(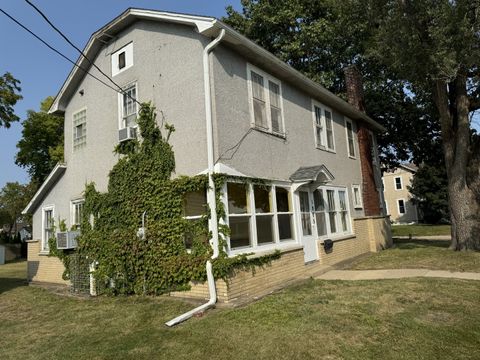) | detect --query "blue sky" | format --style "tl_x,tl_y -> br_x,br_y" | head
0,0 -> 240,188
